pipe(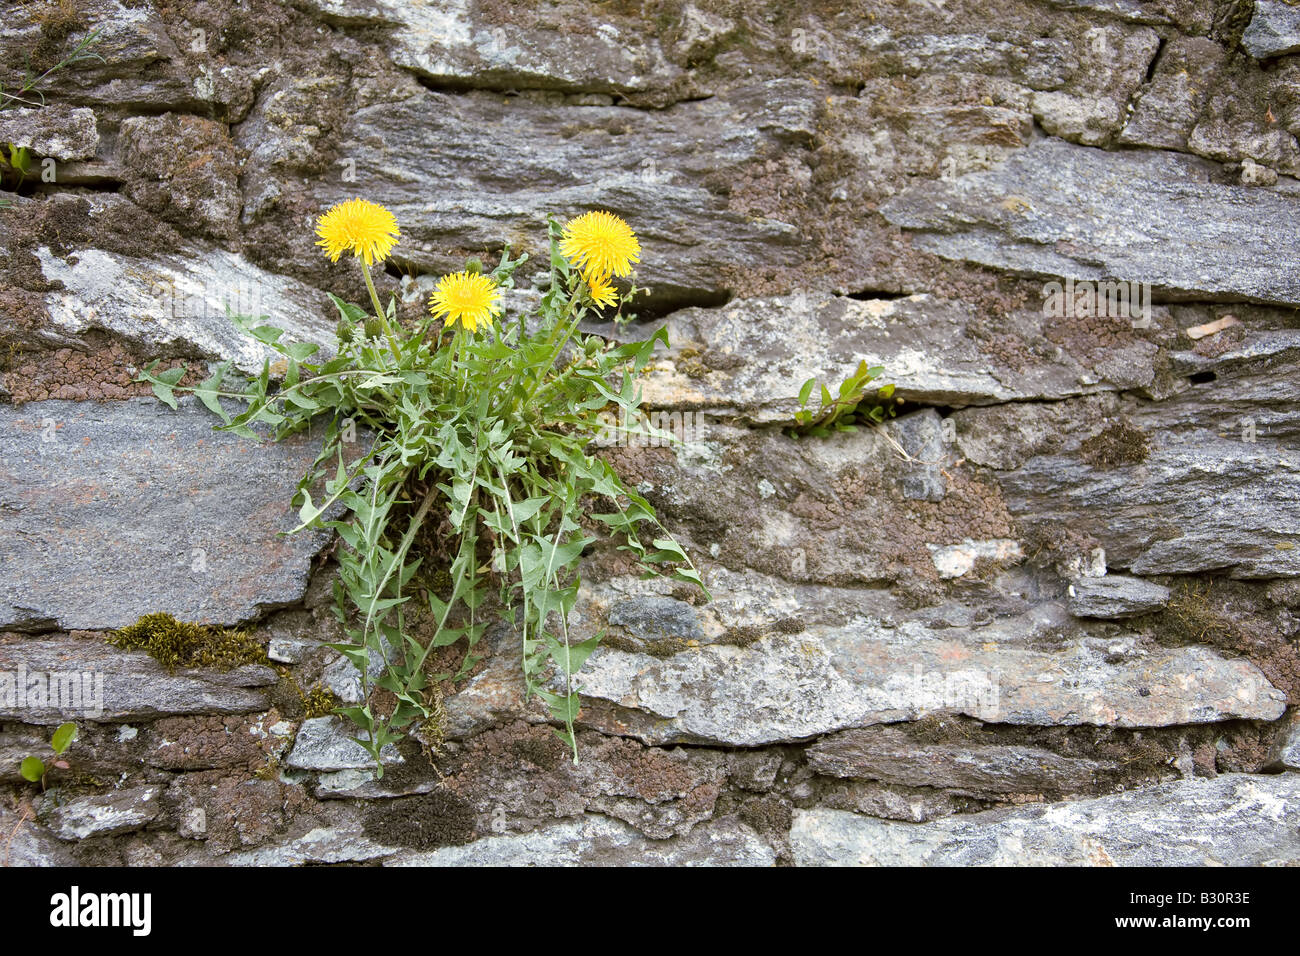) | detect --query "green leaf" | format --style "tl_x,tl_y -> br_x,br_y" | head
151,380 -> 178,410
20,756 -> 43,782
798,377 -> 816,408
545,633 -> 602,676
50,722 -> 77,755
195,362 -> 233,422
284,341 -> 320,361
